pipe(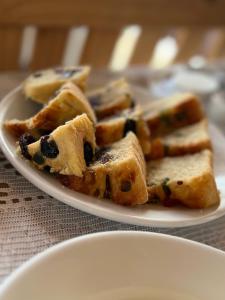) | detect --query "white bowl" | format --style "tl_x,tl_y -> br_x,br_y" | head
0,231 -> 225,300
